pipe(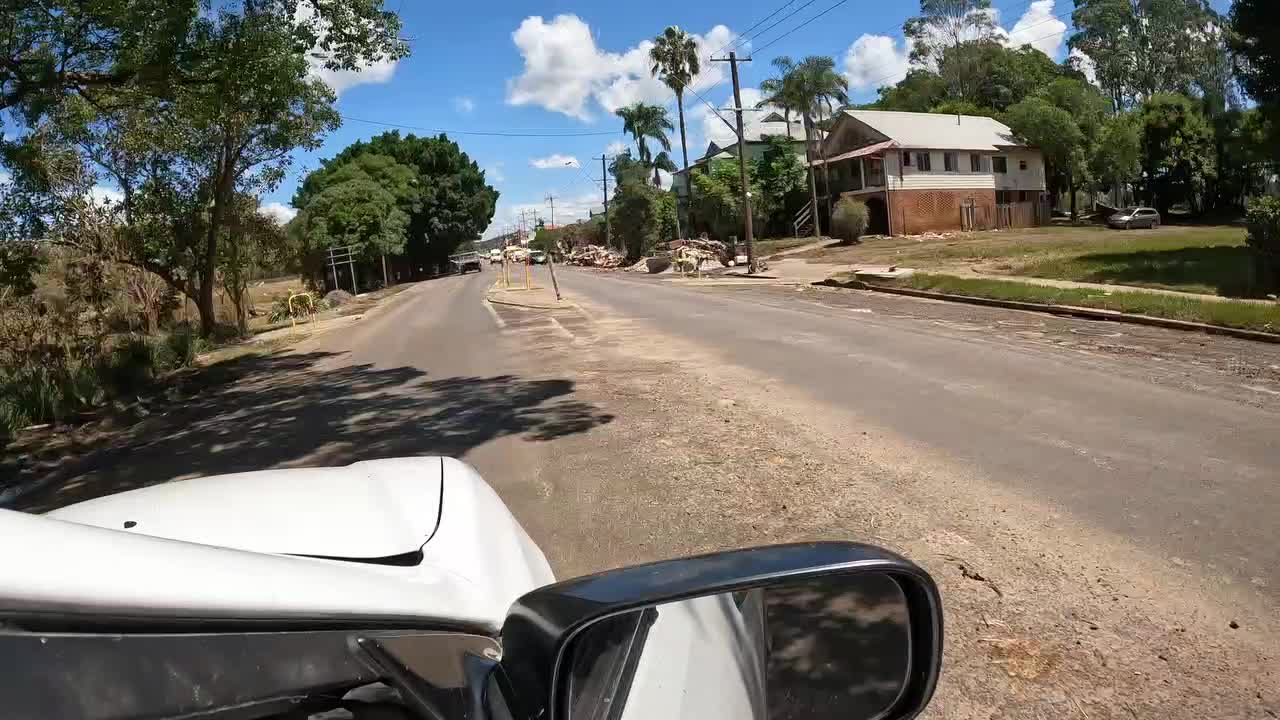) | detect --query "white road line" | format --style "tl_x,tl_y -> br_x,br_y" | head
483,300 -> 506,328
